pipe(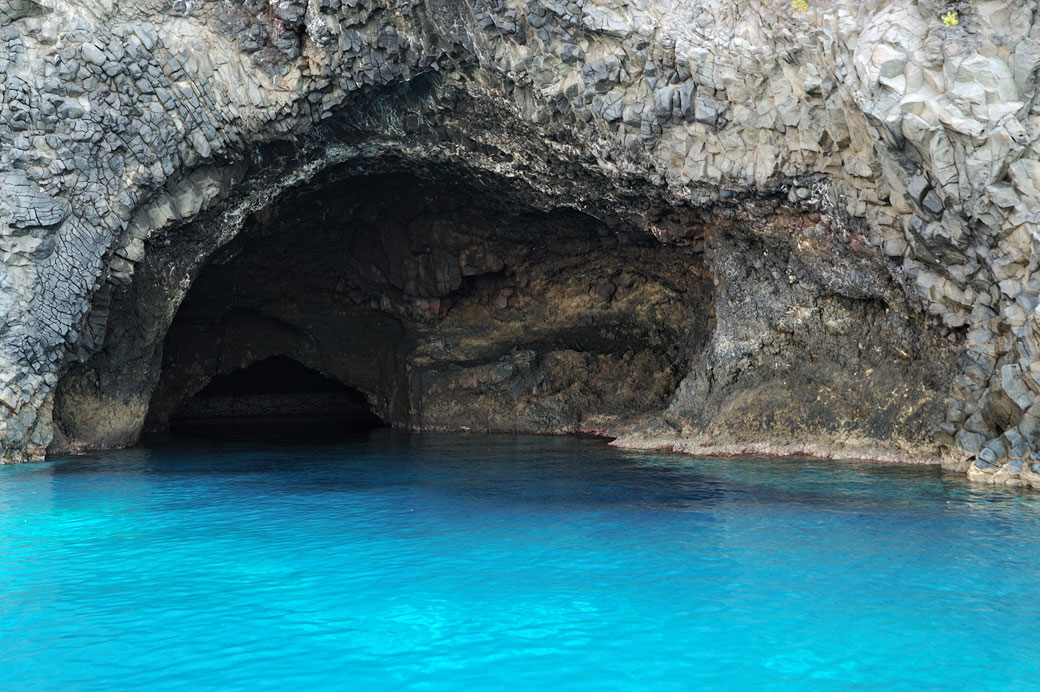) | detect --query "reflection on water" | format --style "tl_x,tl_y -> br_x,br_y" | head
1,429 -> 1039,691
